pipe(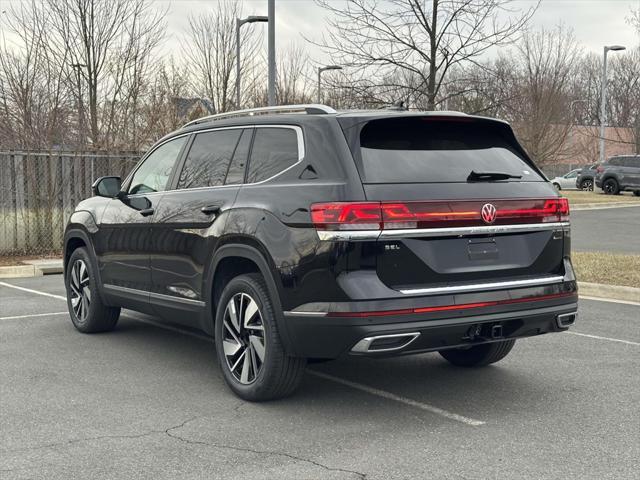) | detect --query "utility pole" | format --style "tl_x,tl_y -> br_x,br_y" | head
70,63 -> 87,148
599,45 -> 626,166
317,66 -> 342,104
236,16 -> 268,109
267,0 -> 276,106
